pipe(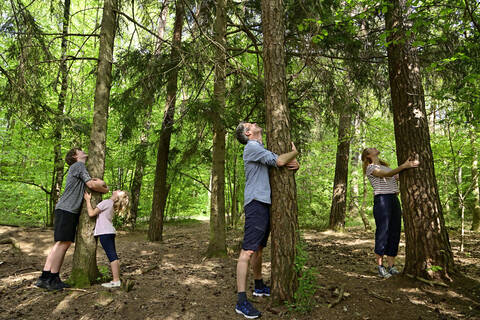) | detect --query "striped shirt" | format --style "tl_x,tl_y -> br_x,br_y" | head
366,164 -> 399,195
